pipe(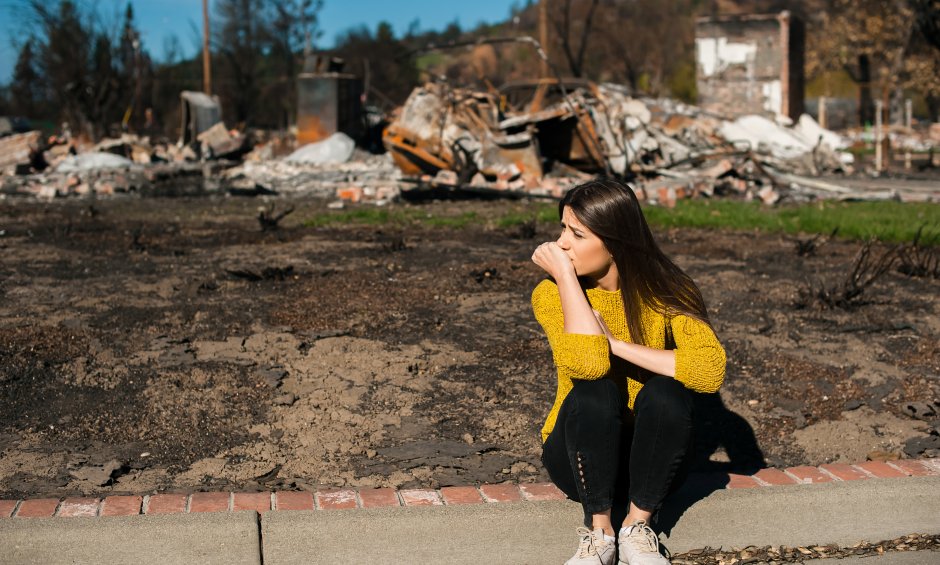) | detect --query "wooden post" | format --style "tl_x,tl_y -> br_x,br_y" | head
904,98 -> 913,170
875,99 -> 883,172
819,96 -> 827,130
203,0 -> 212,95
539,0 -> 549,78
